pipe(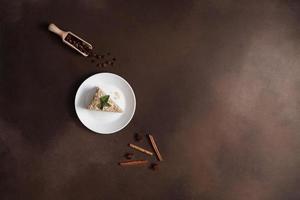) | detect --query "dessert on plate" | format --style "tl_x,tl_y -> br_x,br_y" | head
88,87 -> 123,113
